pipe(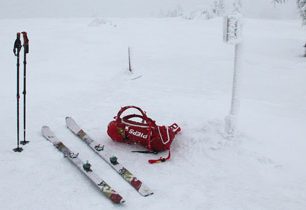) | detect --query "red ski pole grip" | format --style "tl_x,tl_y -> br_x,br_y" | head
21,32 -> 29,53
